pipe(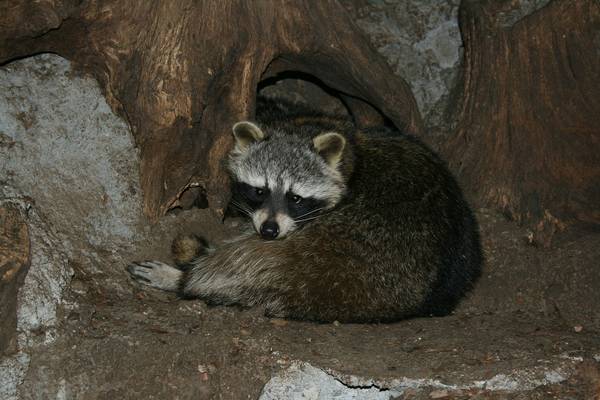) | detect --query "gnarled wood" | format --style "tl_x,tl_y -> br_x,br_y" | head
0,205 -> 31,356
3,0 -> 598,230
444,0 -> 600,226
0,1 -> 422,220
